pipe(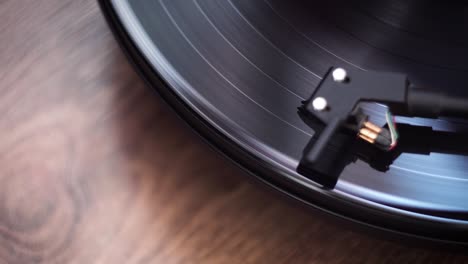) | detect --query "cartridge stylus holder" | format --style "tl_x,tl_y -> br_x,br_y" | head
300,67 -> 407,173
298,66 -> 468,188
